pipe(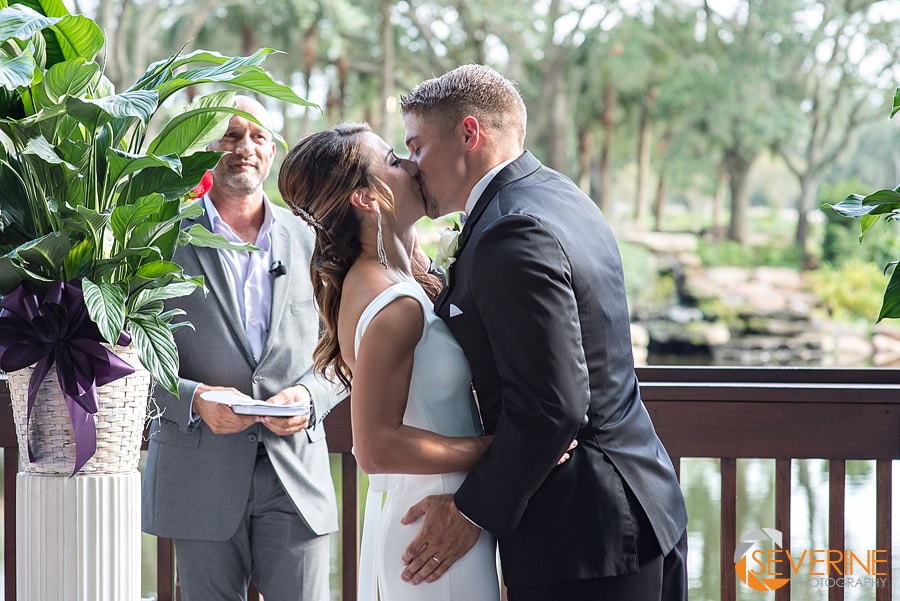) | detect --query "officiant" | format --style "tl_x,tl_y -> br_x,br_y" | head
141,95 -> 346,601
